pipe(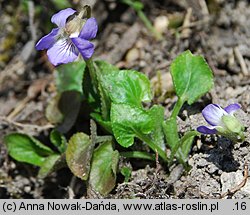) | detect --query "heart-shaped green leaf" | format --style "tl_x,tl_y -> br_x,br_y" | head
4,133 -> 54,166
88,141 -> 119,196
111,103 -> 154,147
94,60 -> 119,75
55,61 -> 86,94
66,132 -> 94,180
102,70 -> 152,107
170,50 -> 213,105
